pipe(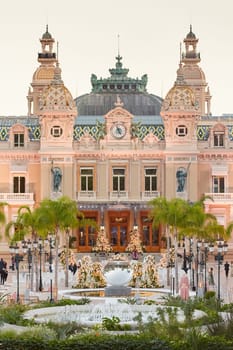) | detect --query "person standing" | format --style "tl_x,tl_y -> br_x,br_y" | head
208,267 -> 215,289
224,261 -> 230,278
0,259 -> 8,285
132,245 -> 139,260
179,271 -> 189,300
